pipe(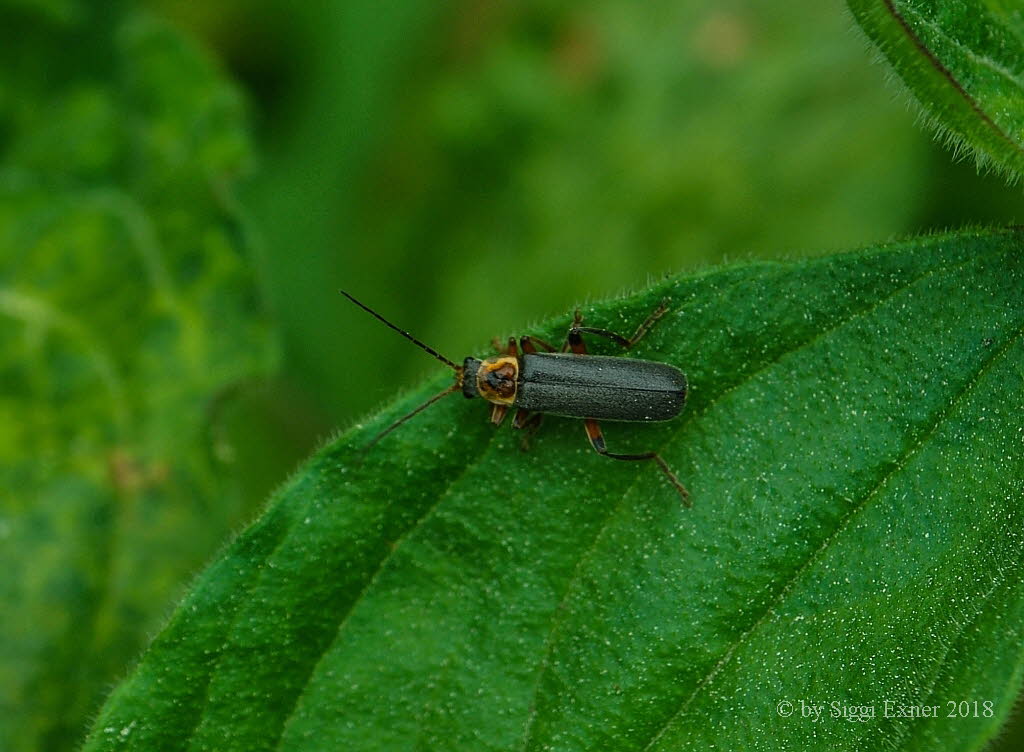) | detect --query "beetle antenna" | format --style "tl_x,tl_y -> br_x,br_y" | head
365,383 -> 461,449
339,289 -> 459,371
